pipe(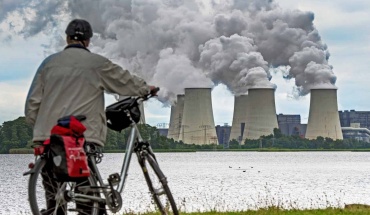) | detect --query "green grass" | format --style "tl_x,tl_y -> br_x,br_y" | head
8,148 -> 33,154
126,204 -> 370,215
